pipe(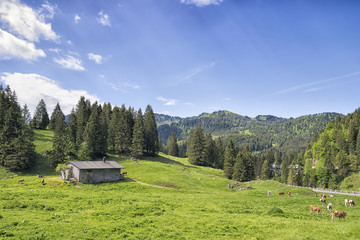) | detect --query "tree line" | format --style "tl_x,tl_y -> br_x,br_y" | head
0,85 -> 159,170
